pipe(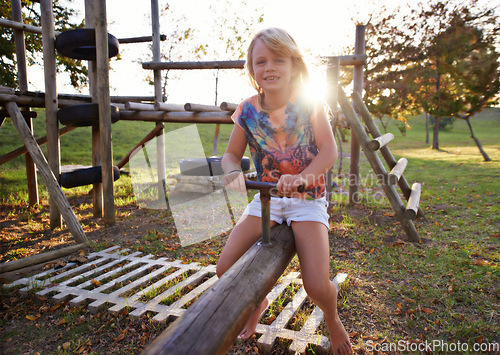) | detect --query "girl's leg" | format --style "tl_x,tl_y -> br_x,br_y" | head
292,221 -> 352,355
216,215 -> 276,339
